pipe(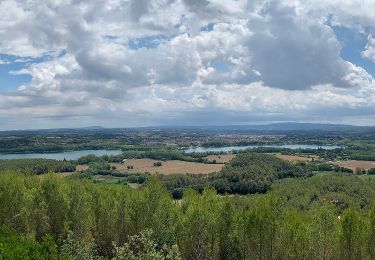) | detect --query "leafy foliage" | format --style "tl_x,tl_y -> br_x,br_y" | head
2,152 -> 375,259
161,152 -> 312,197
0,159 -> 76,175
0,226 -> 57,259
212,152 -> 312,194
272,174 -> 375,213
113,229 -> 181,260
